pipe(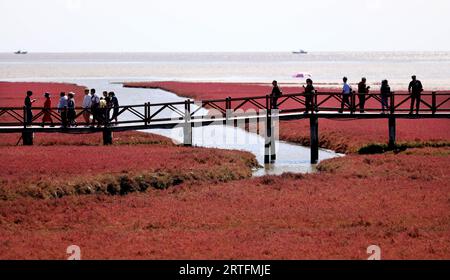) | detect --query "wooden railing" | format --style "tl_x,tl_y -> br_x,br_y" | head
1,91 -> 450,163
1,91 -> 449,128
